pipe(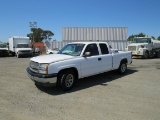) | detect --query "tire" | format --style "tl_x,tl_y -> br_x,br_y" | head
156,50 -> 160,58
118,61 -> 127,75
142,51 -> 149,59
57,70 -> 76,91
11,52 -> 15,56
